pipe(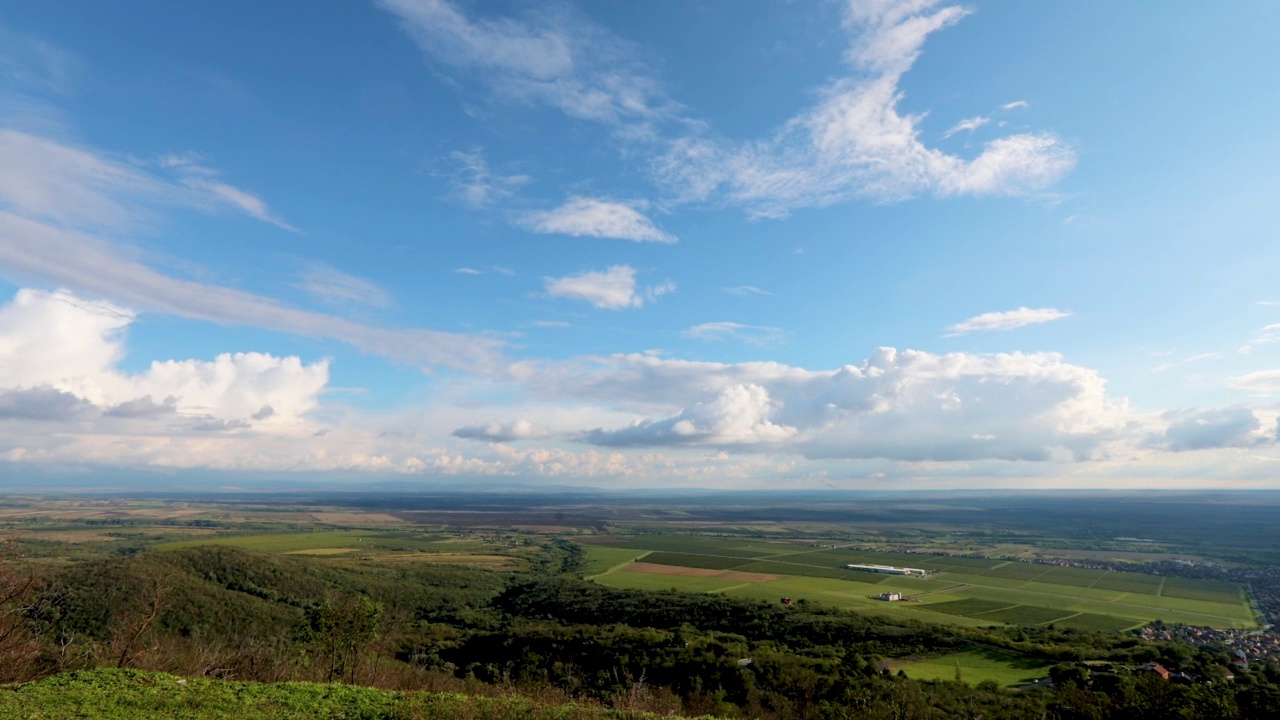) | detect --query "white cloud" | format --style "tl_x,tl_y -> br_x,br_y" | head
722,285 -> 774,297
383,1 -> 1071,219
1161,407 -> 1263,451
0,386 -> 91,421
378,0 -> 676,131
1152,352 -> 1221,373
294,264 -> 391,308
579,384 -> 797,447
452,419 -> 550,442
1255,323 -> 1280,344
446,147 -> 529,208
652,0 -> 1074,217
942,115 -> 989,138
540,347 -> 1135,462
946,307 -> 1071,336
179,176 -> 298,232
0,215 -> 505,372
523,196 -> 676,243
453,267 -> 485,275
685,322 -> 792,347
1001,100 -> 1029,111
0,288 -> 328,424
543,265 -> 673,310
0,130 -> 295,231
1230,369 -> 1280,393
